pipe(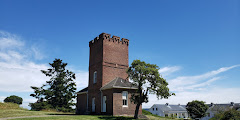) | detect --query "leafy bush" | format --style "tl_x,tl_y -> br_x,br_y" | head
210,109 -> 240,120
186,100 -> 208,119
222,109 -> 240,120
4,95 -> 23,105
29,101 -> 74,112
29,101 -> 53,111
